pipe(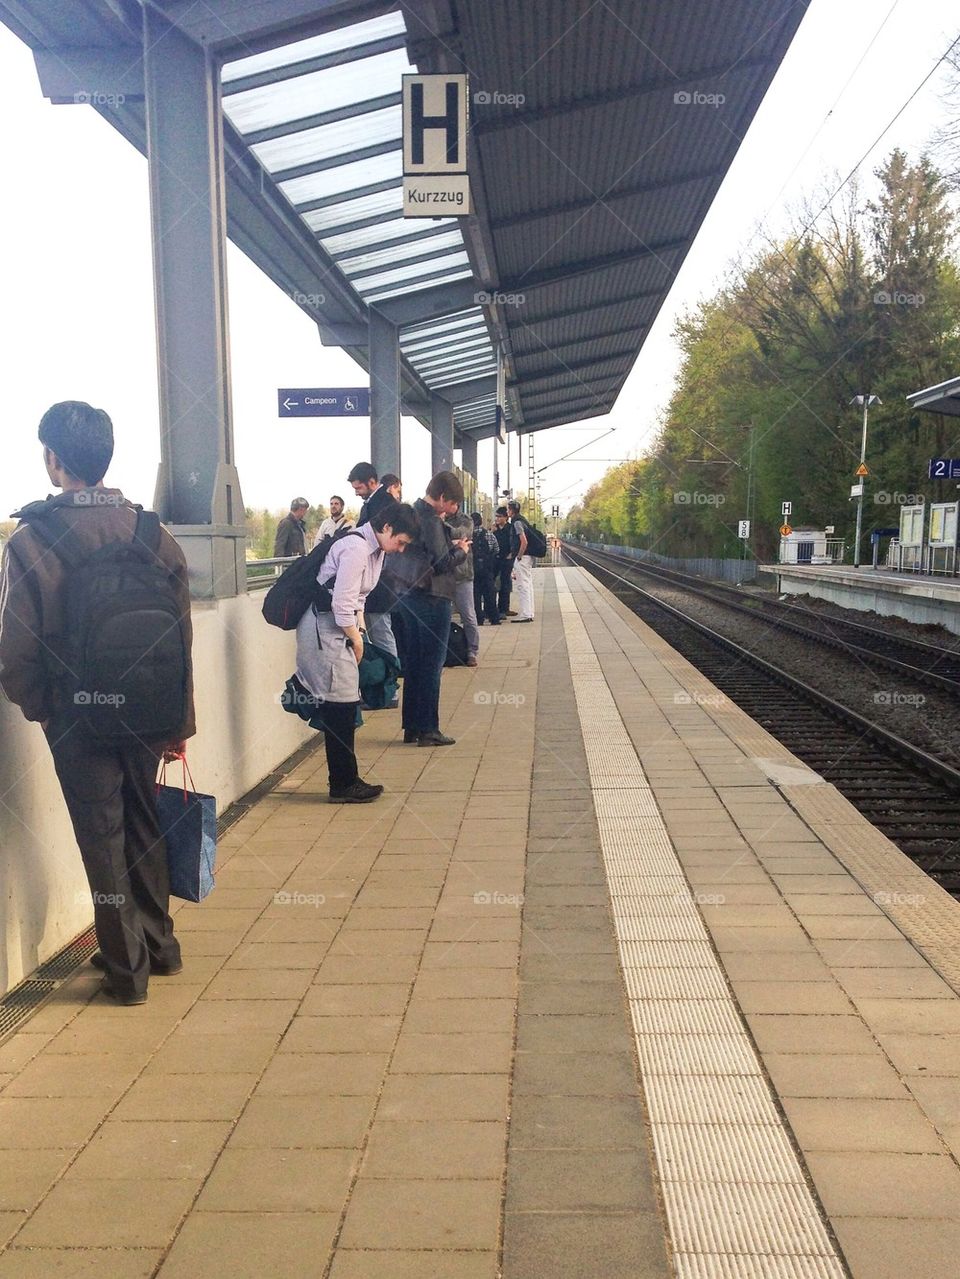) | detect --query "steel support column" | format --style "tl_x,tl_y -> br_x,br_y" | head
430,393 -> 453,474
460,433 -> 478,510
369,307 -> 401,476
461,433 -> 478,481
144,5 -> 245,597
